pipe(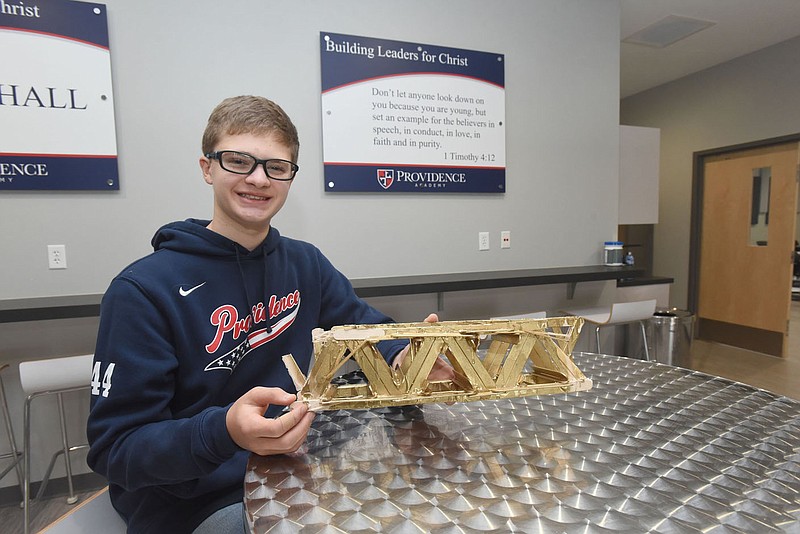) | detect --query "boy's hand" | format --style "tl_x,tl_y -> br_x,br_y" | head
226,387 -> 315,456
